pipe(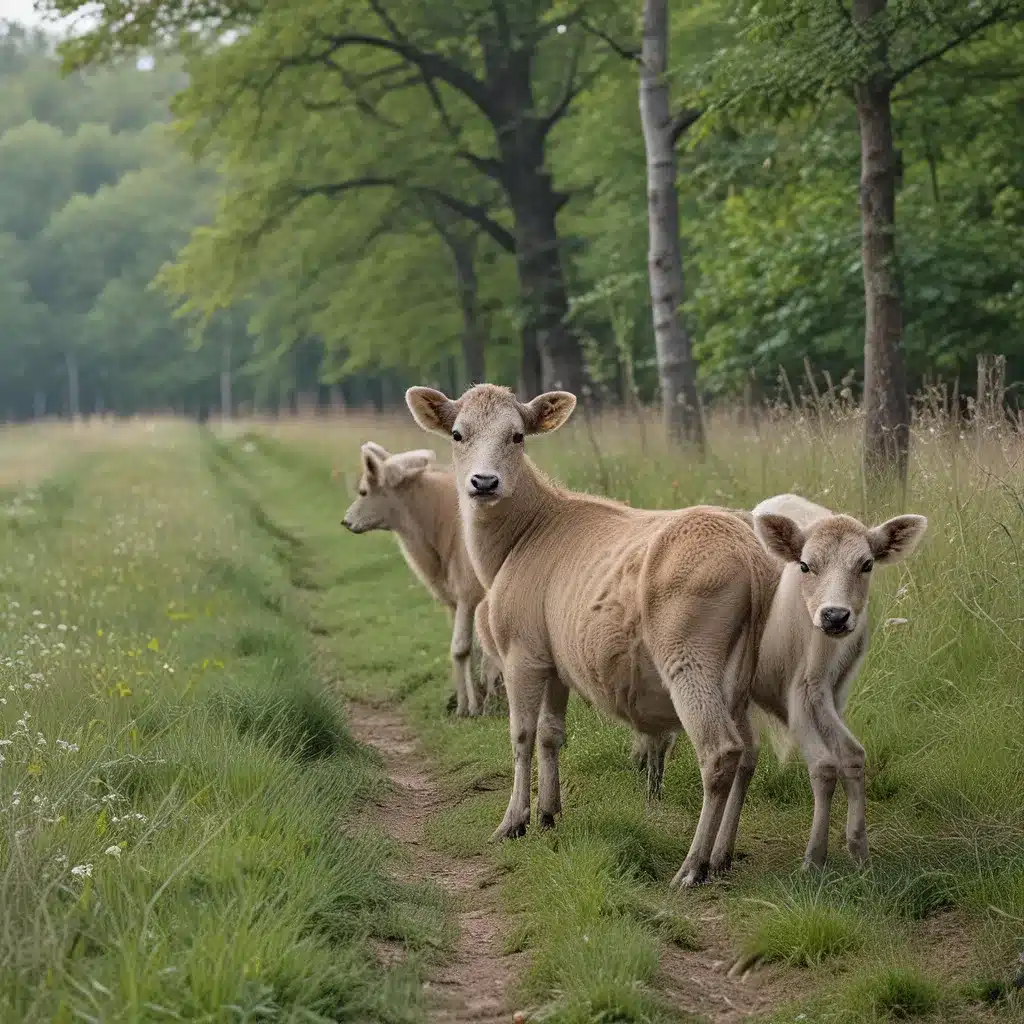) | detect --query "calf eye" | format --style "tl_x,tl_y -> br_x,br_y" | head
512,431 -> 524,444
861,559 -> 873,573
799,561 -> 810,574
452,429 -> 463,442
